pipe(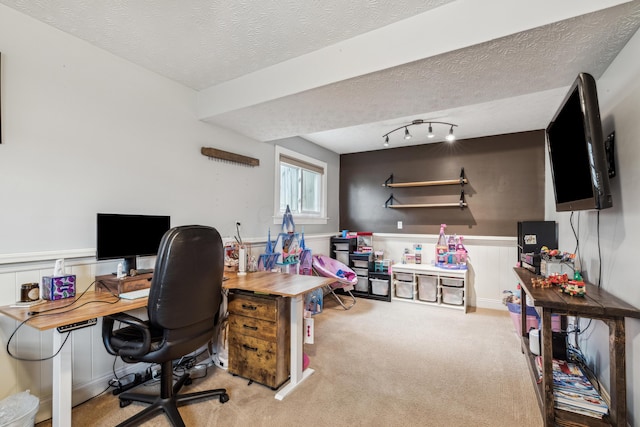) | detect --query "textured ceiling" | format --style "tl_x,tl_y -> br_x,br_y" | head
2,0 -> 640,154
